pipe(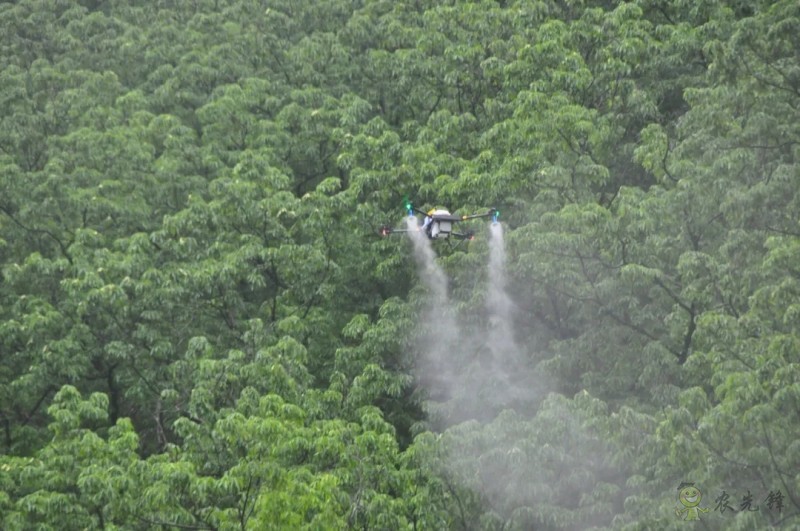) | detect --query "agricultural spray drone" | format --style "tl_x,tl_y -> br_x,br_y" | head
379,199 -> 499,243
